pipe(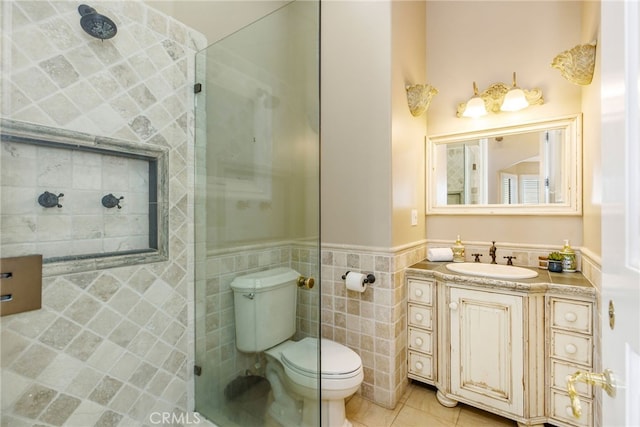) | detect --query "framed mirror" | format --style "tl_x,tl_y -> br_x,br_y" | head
427,114 -> 582,215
